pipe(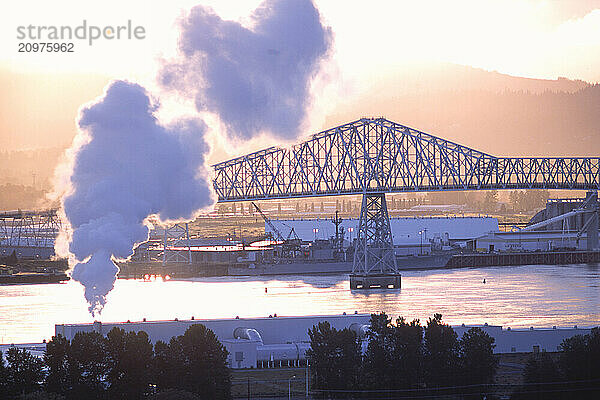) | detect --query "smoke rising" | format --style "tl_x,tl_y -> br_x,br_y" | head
160,0 -> 333,140
61,0 -> 333,316
64,80 -> 213,315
